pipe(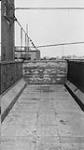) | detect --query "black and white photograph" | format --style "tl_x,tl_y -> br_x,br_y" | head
0,0 -> 84,149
